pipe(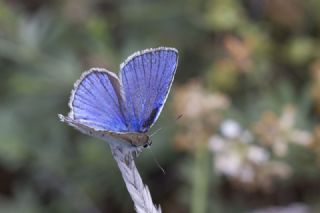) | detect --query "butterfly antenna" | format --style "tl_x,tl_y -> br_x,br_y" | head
150,114 -> 183,138
149,147 -> 166,175
148,114 -> 183,173
150,127 -> 163,137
